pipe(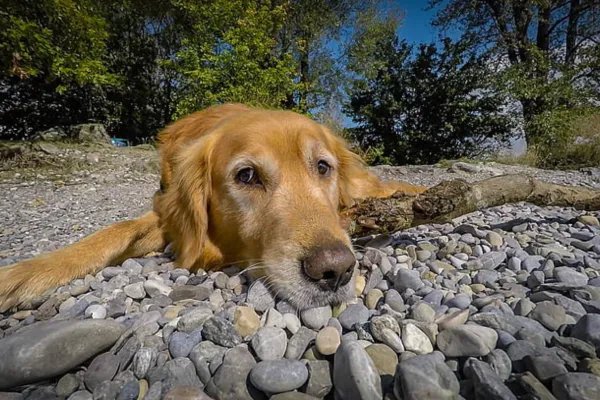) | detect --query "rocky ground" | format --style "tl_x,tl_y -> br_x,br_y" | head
1,144 -> 600,399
